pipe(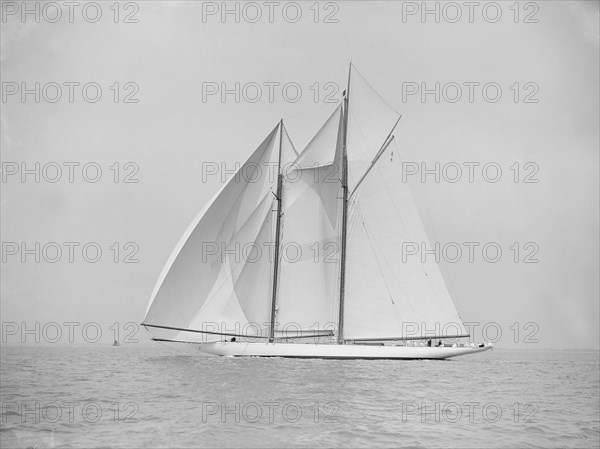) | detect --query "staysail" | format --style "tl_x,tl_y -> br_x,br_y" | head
274,105 -> 344,334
